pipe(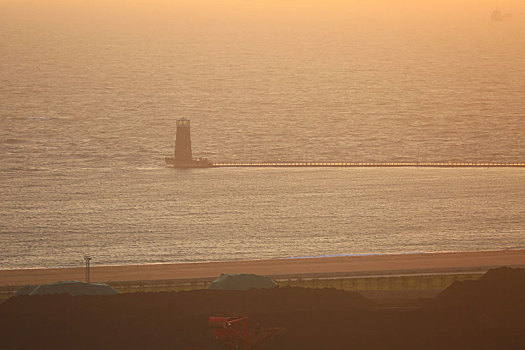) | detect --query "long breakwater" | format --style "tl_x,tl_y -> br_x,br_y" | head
212,161 -> 525,168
